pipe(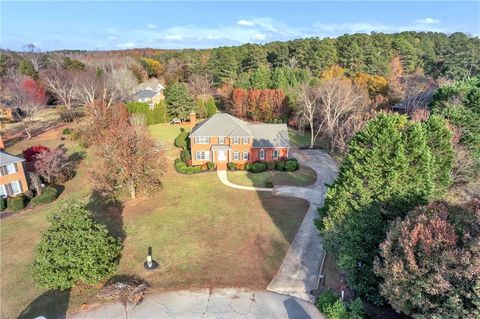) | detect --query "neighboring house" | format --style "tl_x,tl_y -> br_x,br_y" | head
133,79 -> 165,106
0,137 -> 28,198
189,112 -> 290,166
